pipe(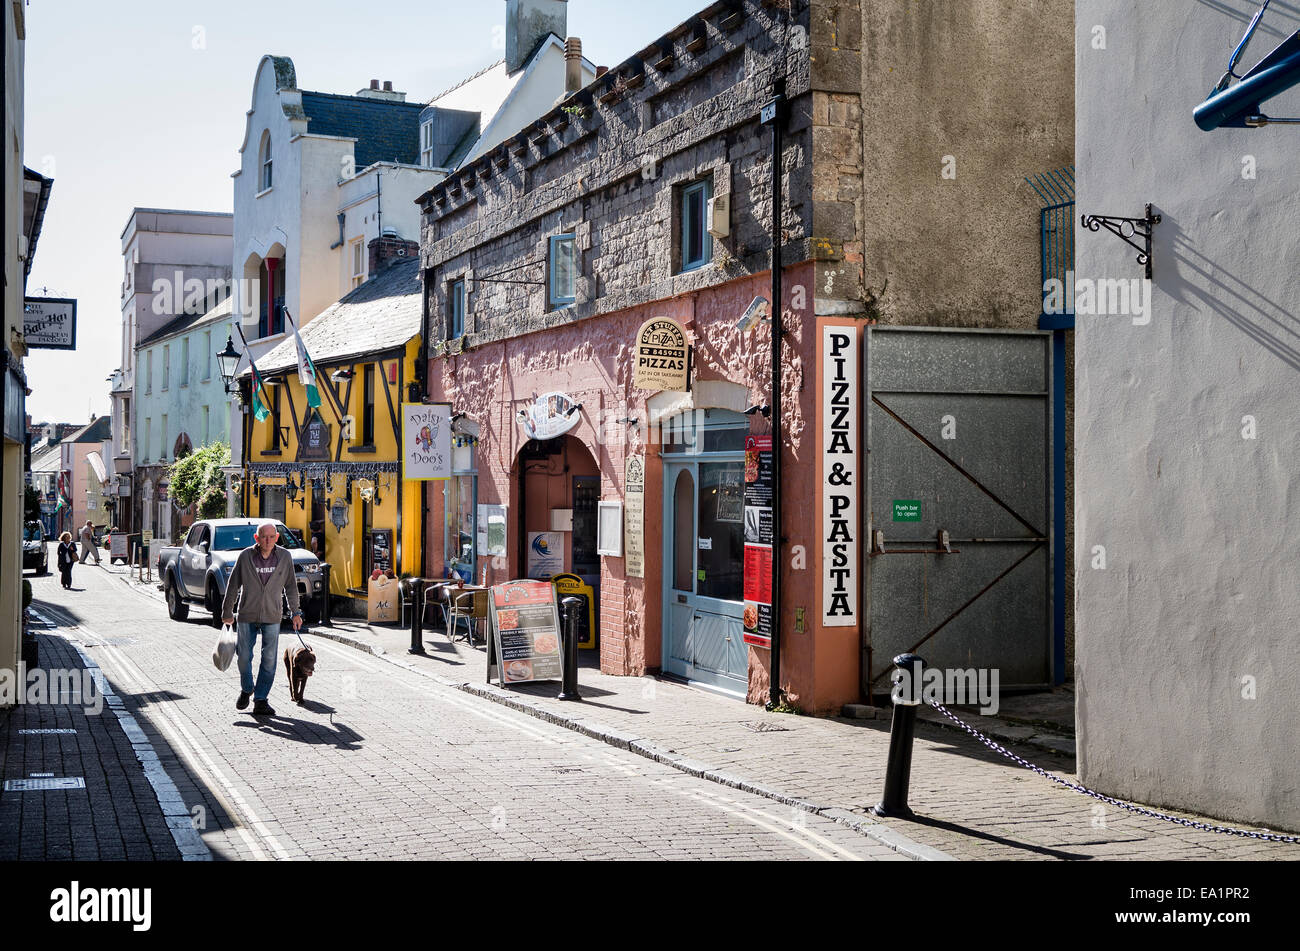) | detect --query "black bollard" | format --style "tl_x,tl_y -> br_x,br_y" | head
557,596 -> 582,701
320,564 -> 334,627
872,652 -> 926,819
408,578 -> 426,654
